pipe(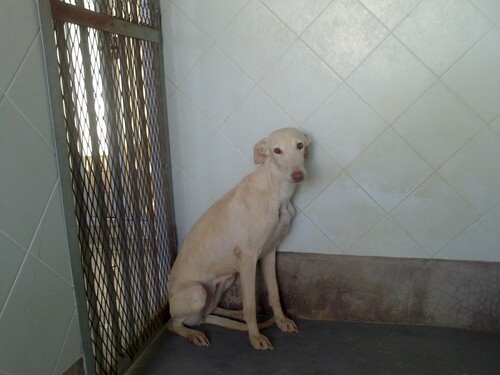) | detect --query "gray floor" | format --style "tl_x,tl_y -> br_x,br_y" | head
126,319 -> 500,375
